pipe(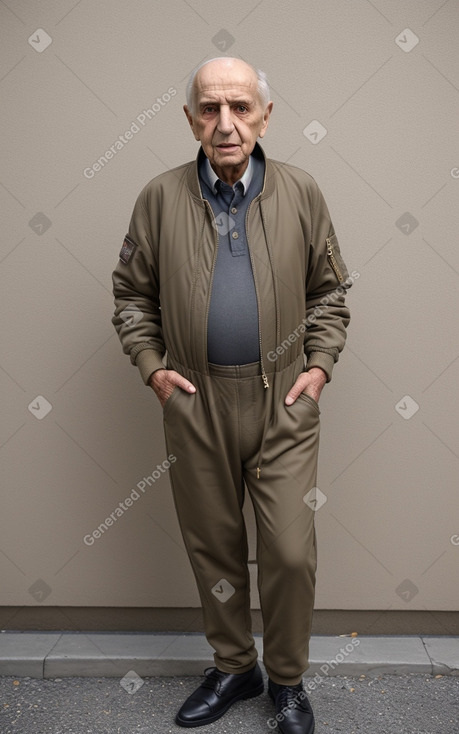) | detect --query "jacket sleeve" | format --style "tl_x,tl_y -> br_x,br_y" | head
112,185 -> 165,386
304,180 -> 352,382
